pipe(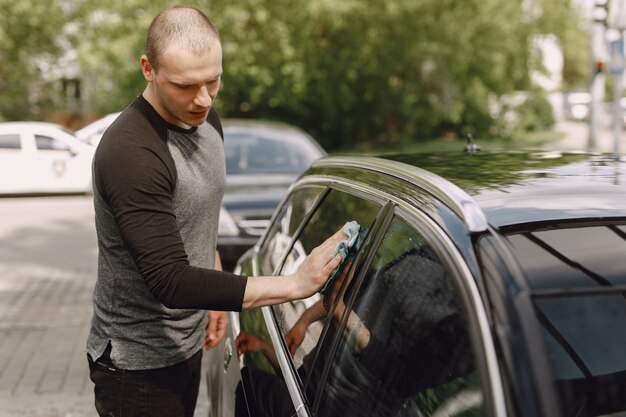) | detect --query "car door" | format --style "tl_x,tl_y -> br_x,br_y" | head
32,131 -> 91,193
235,182 -> 506,417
